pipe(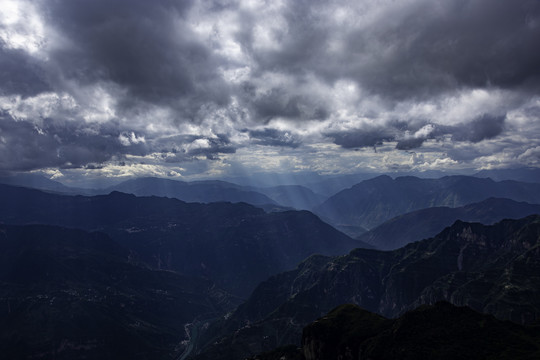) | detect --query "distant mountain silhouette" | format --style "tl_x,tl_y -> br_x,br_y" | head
359,197 -> 540,250
107,177 -> 328,211
315,175 -> 540,229
0,173 -> 73,193
106,177 -> 277,205
0,184 -> 368,297
192,215 -> 540,359
0,224 -> 237,359
474,167 -> 540,183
